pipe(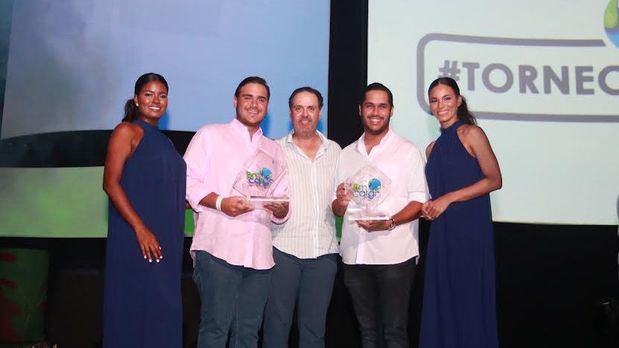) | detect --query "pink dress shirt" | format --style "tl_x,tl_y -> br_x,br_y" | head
184,118 -> 288,270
